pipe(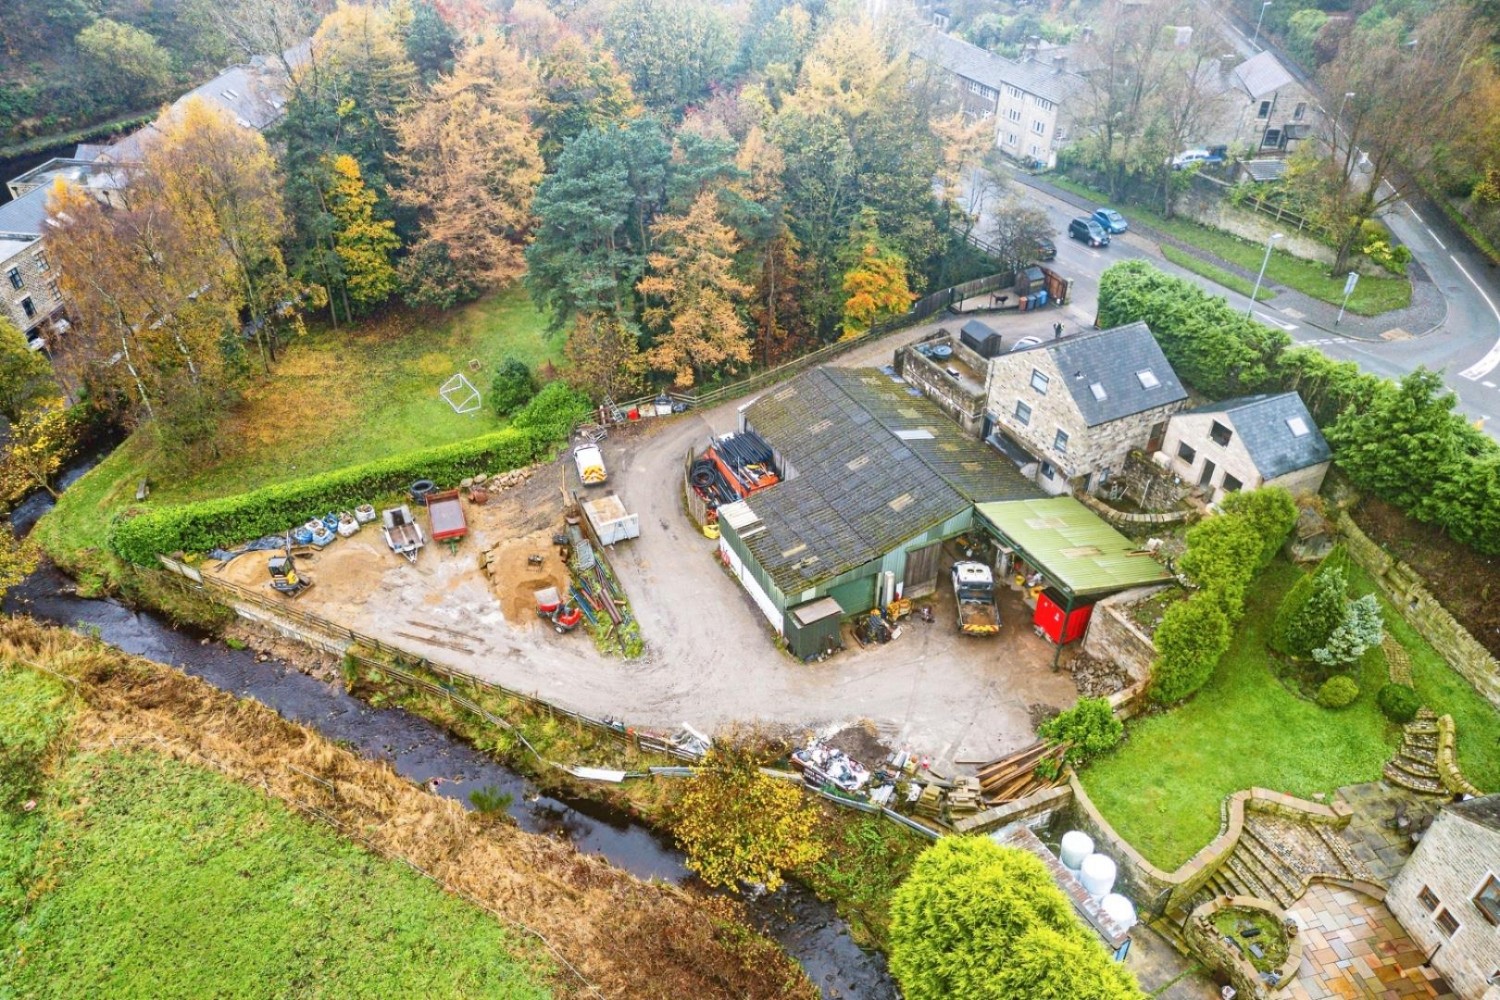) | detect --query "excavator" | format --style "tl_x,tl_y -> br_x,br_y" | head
267,552 -> 312,598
